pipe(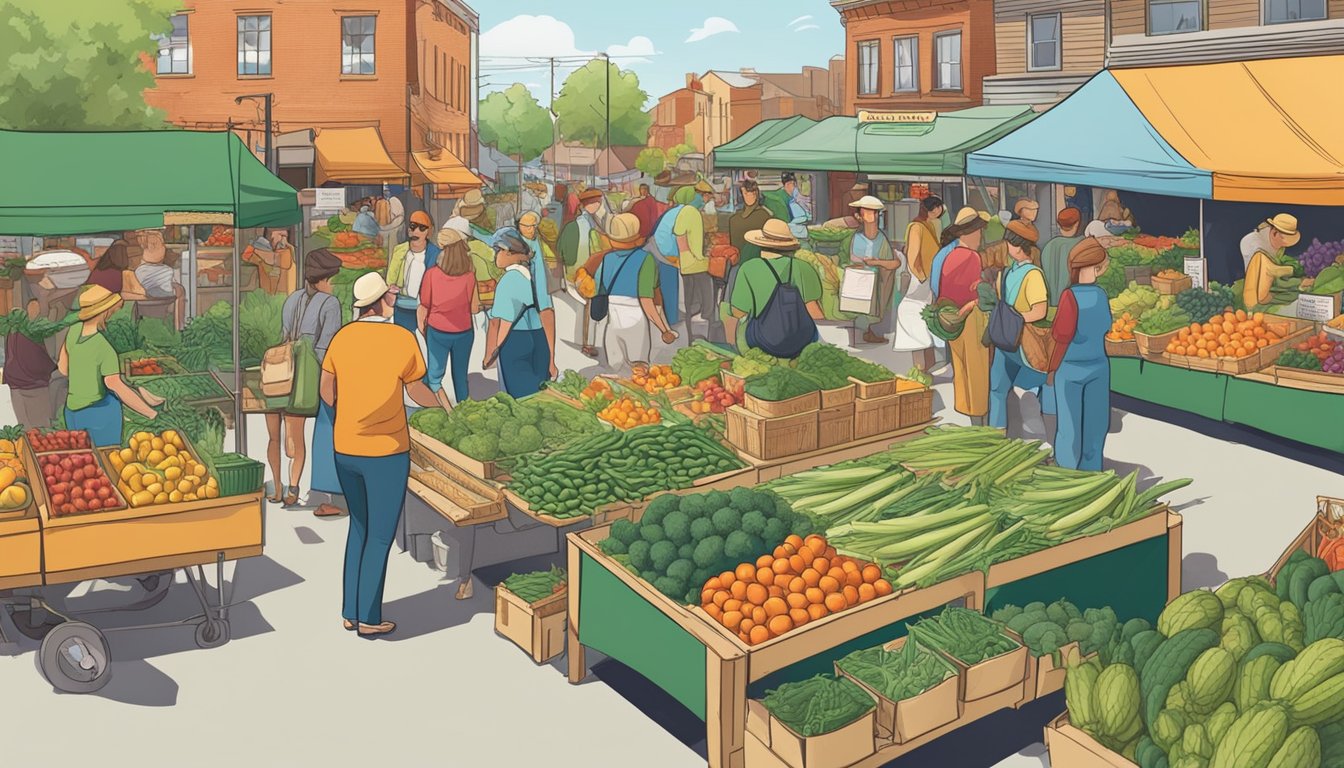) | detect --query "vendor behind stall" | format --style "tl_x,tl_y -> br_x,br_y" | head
58,286 -> 163,446
1241,214 -> 1302,309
